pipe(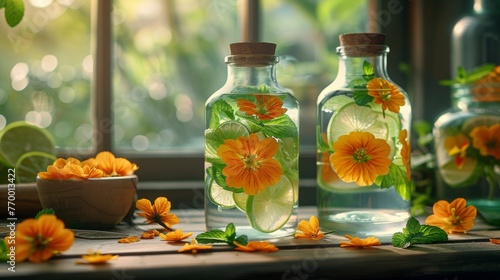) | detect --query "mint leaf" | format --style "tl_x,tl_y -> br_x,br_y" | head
208,99 -> 235,129
195,223 -> 248,247
392,217 -> 448,248
0,239 -> 9,262
353,90 -> 373,106
375,164 -> 411,201
362,61 -> 375,81
196,229 -> 228,244
35,208 -> 55,219
5,0 -> 24,27
464,64 -> 495,83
